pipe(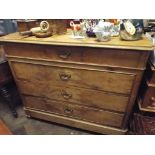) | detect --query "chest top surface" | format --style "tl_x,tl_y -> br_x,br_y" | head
0,32 -> 154,51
